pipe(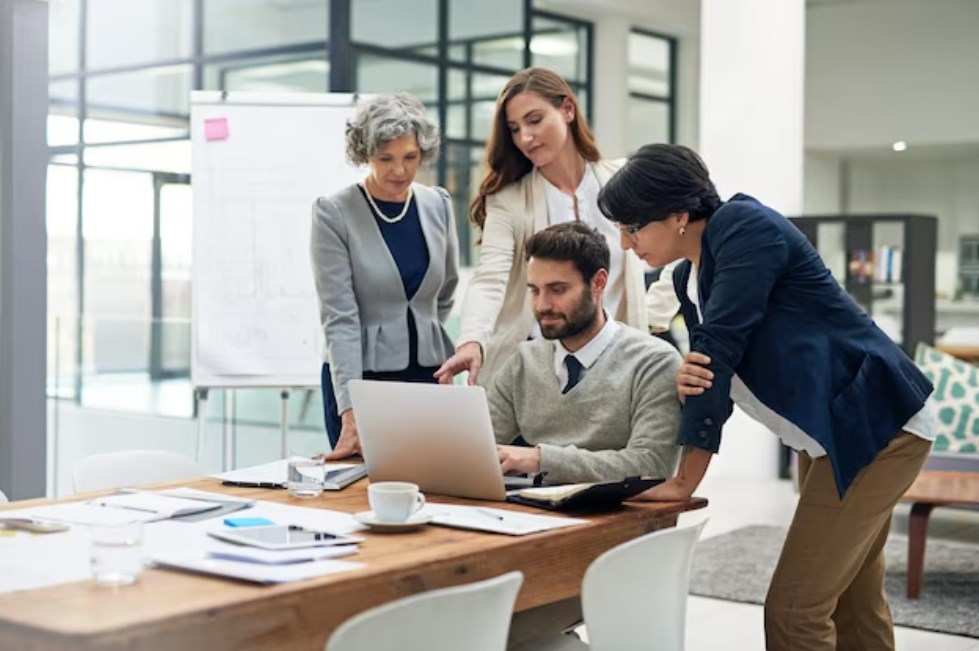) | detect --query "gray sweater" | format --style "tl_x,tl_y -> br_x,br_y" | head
487,324 -> 683,483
